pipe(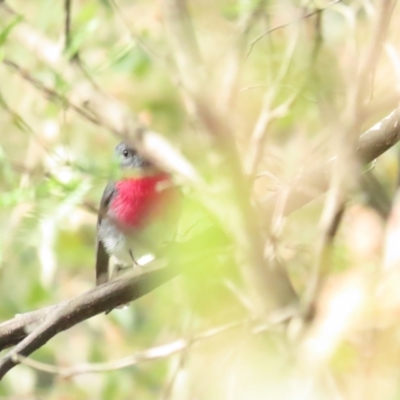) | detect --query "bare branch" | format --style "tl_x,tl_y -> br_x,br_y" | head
263,108 -> 400,226
160,0 -> 202,88
13,319 -> 248,378
0,223 -> 231,380
0,105 -> 397,380
245,0 -> 342,60
109,0 -> 171,69
218,1 -> 267,111
3,0 -> 300,315
160,0 -> 300,315
1,58 -> 200,185
0,264 -> 179,378
2,58 -> 100,125
64,0 -> 72,51
0,2 -> 200,185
